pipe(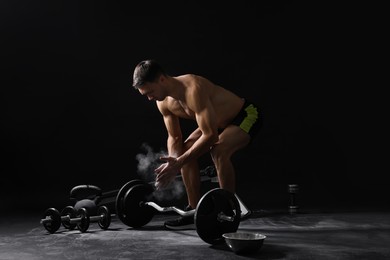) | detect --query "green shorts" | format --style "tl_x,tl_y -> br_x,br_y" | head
227,99 -> 262,140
